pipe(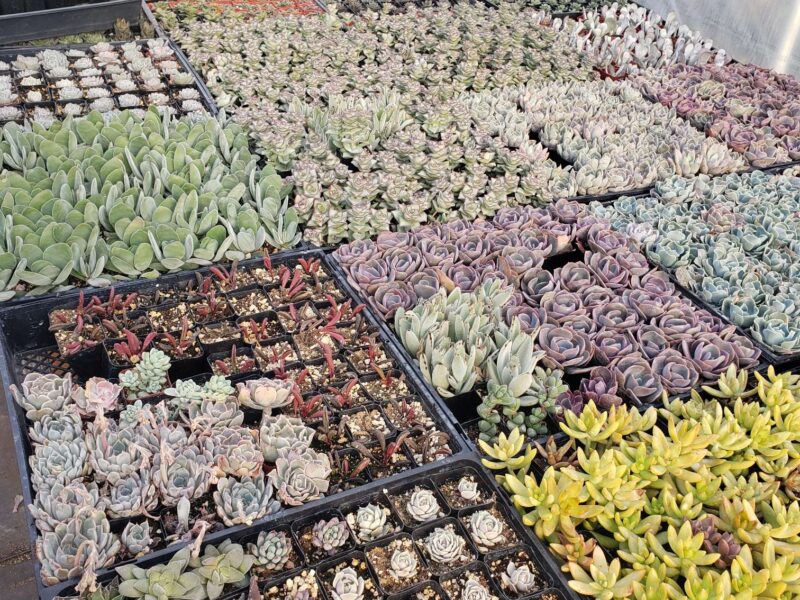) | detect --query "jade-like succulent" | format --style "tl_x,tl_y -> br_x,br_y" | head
188,540 -> 255,600
119,350 -> 171,398
117,547 -> 204,599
